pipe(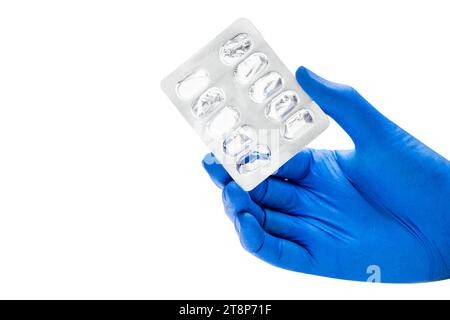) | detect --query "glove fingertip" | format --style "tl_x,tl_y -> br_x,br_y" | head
295,66 -> 318,86
202,153 -> 231,189
295,65 -> 309,80
296,66 -> 336,95
201,152 -> 216,168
